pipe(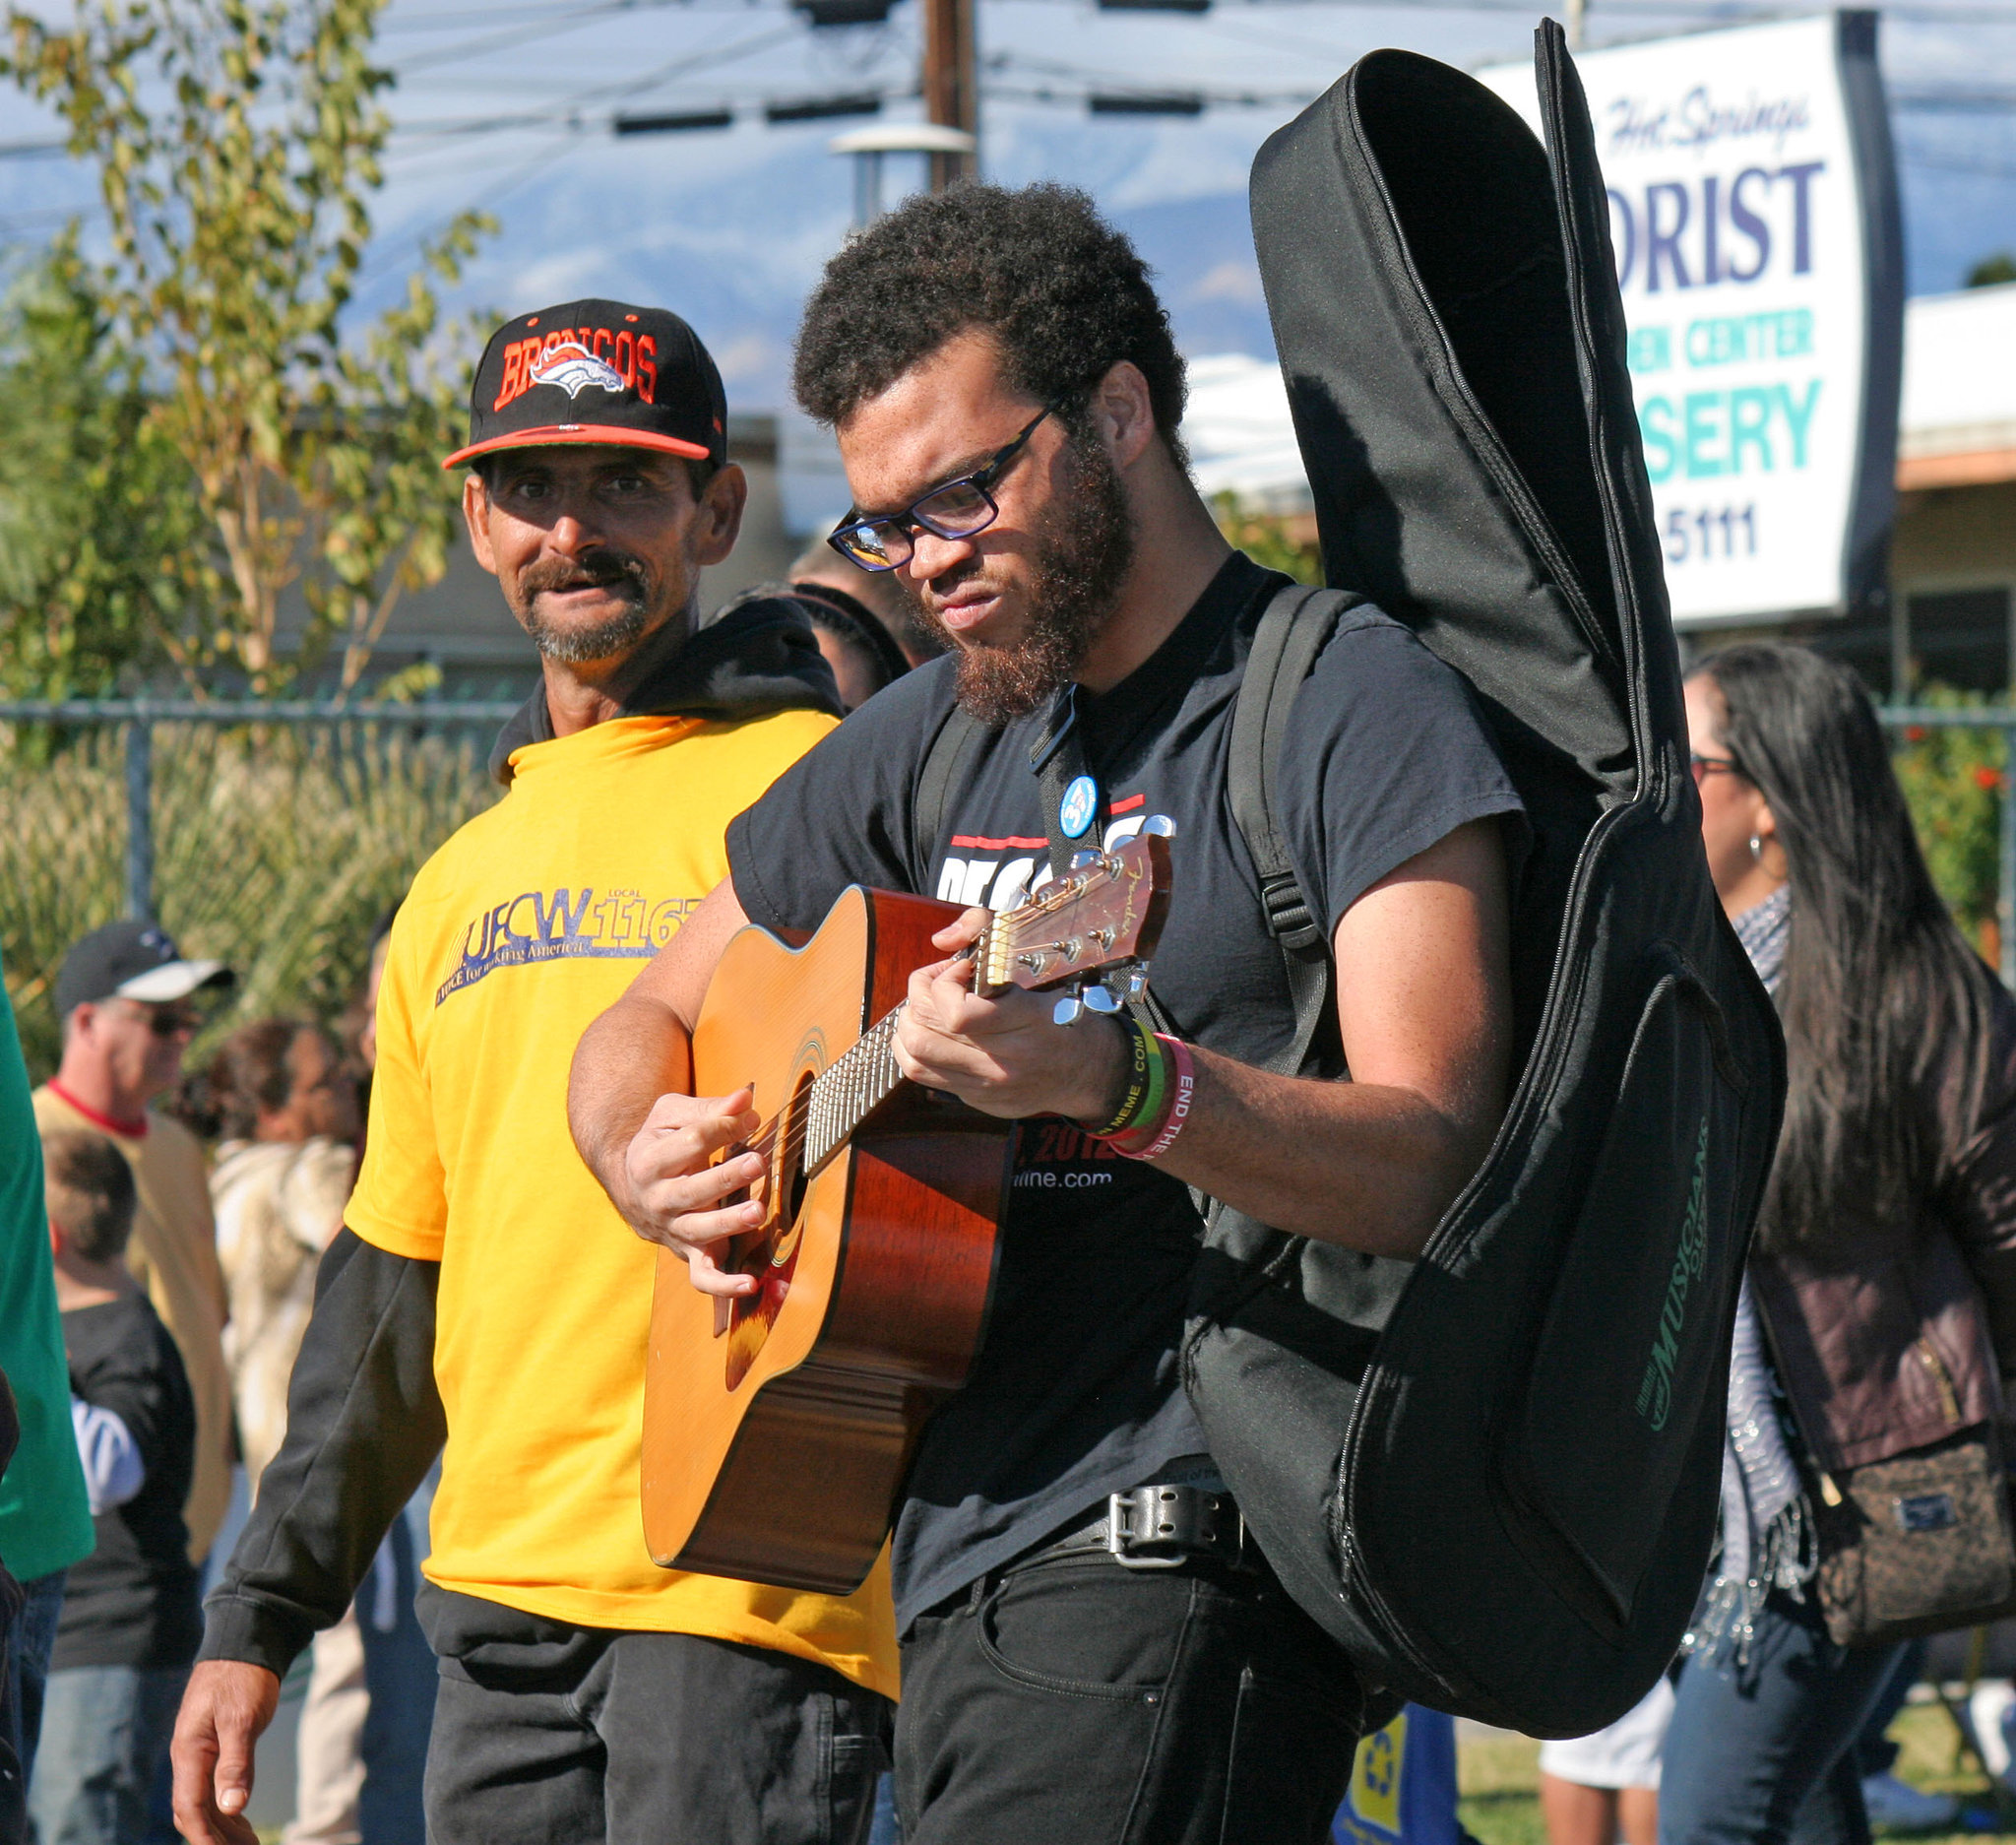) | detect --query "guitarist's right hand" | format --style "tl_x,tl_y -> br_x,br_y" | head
622,1085 -> 770,1297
